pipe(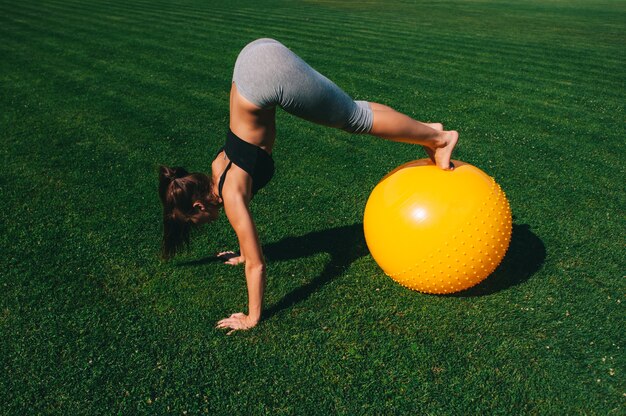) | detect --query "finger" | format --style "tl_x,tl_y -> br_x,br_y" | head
217,322 -> 238,331
217,319 -> 240,329
220,316 -> 241,324
218,320 -> 240,330
216,318 -> 236,328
